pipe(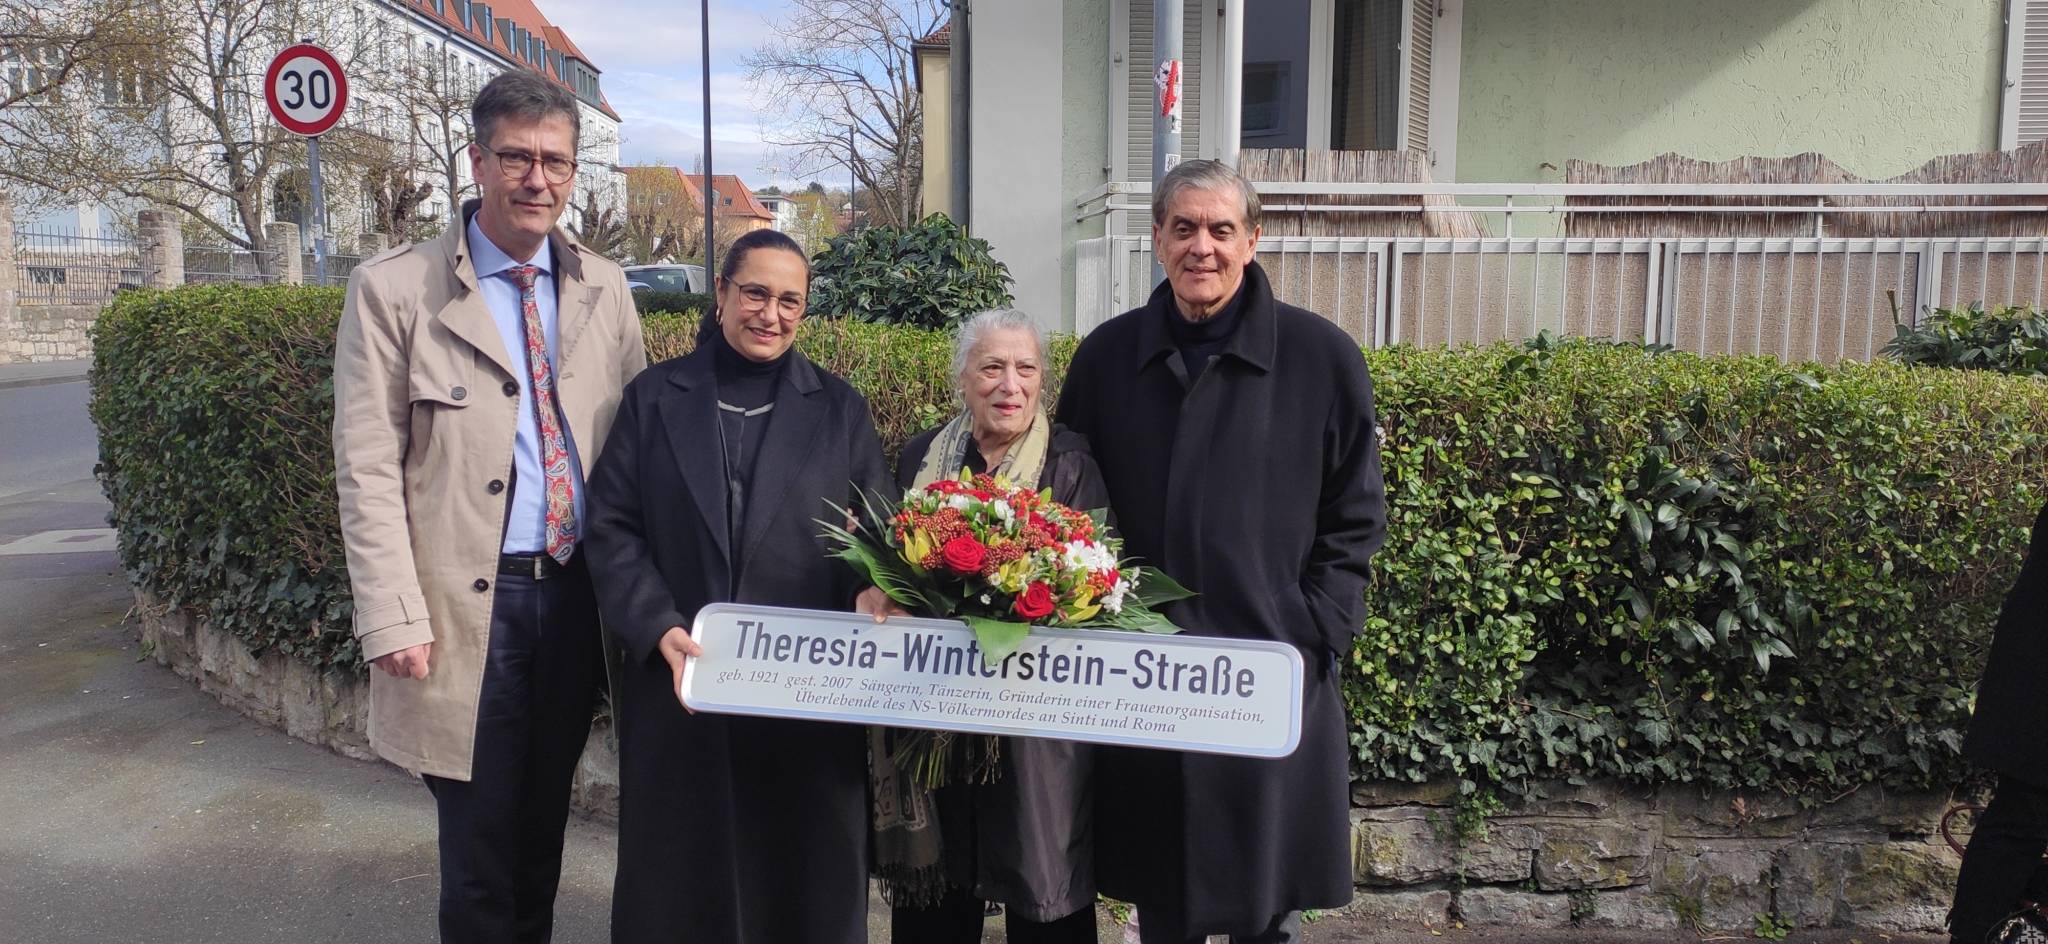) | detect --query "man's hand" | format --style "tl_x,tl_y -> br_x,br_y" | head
372,643 -> 432,680
658,626 -> 704,711
855,586 -> 908,623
